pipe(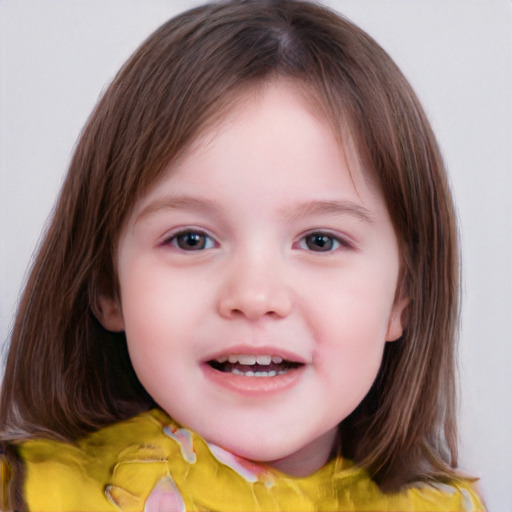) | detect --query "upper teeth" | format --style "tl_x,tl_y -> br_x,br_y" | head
216,355 -> 284,365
